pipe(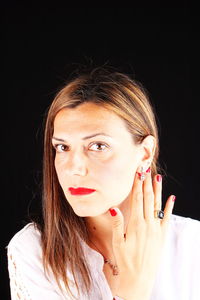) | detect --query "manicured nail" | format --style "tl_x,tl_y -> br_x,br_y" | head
109,208 -> 117,216
156,174 -> 162,182
172,195 -> 176,202
146,167 -> 151,173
